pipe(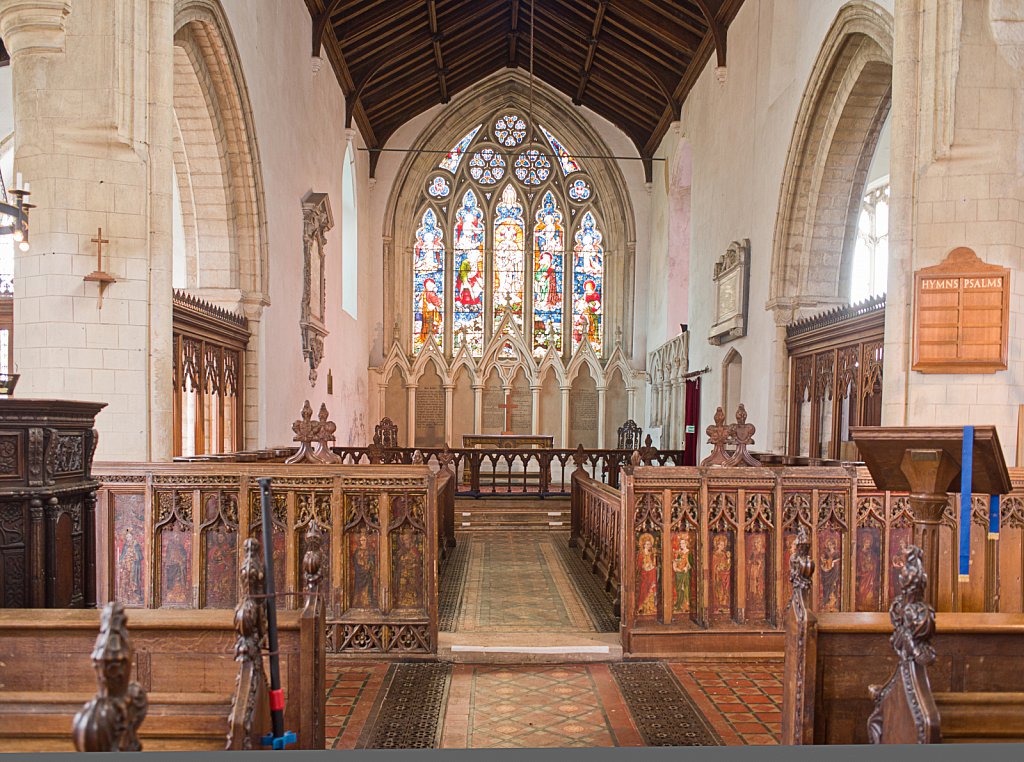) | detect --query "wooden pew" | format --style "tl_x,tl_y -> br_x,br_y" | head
869,544 -> 1024,744
0,531 -> 326,752
782,529 -> 1024,745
